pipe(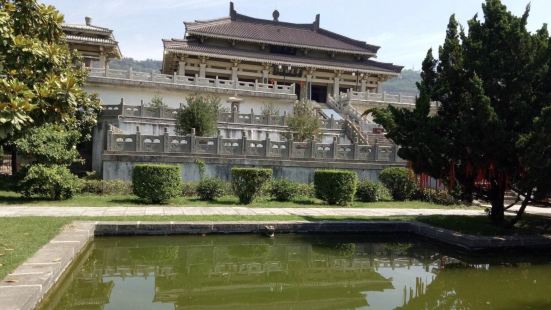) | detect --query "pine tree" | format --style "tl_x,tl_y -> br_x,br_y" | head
370,0 -> 551,225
